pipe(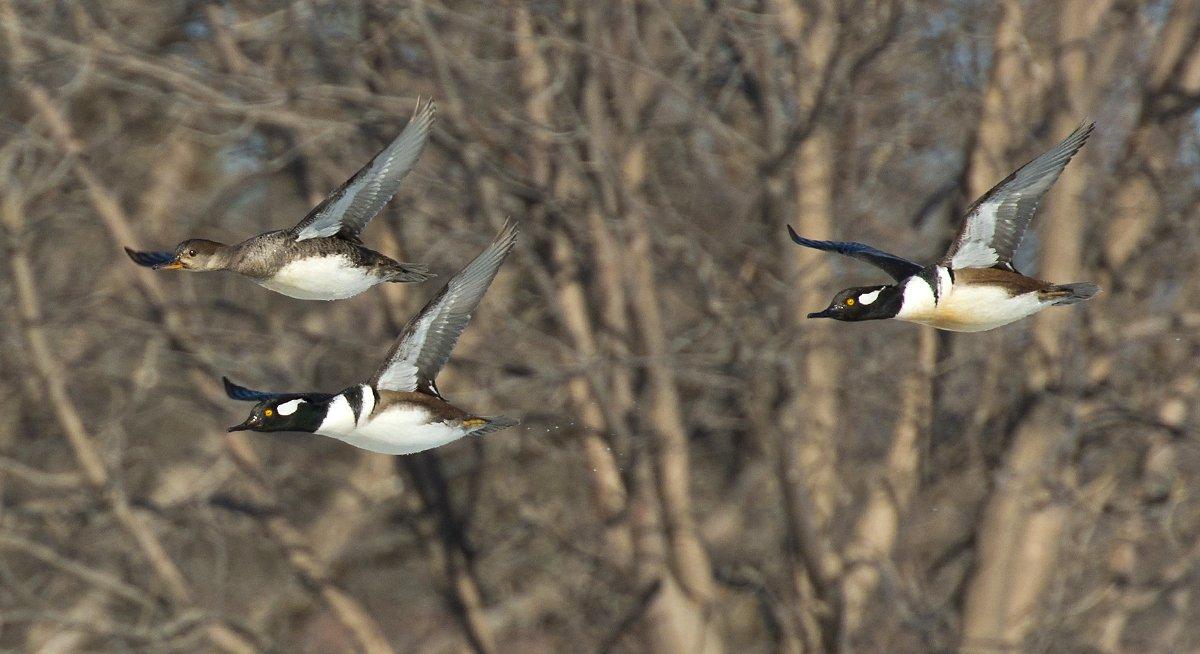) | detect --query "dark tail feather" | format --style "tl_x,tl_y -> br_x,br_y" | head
1041,282 -> 1099,306
387,263 -> 434,283
470,416 -> 518,437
